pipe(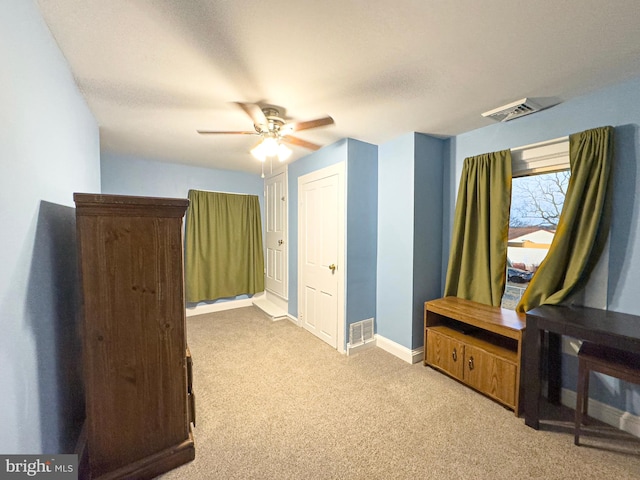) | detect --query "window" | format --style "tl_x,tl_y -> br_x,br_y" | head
501,138 -> 570,310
